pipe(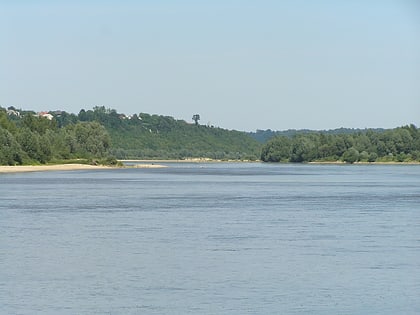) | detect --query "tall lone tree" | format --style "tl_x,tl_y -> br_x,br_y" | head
192,114 -> 200,126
